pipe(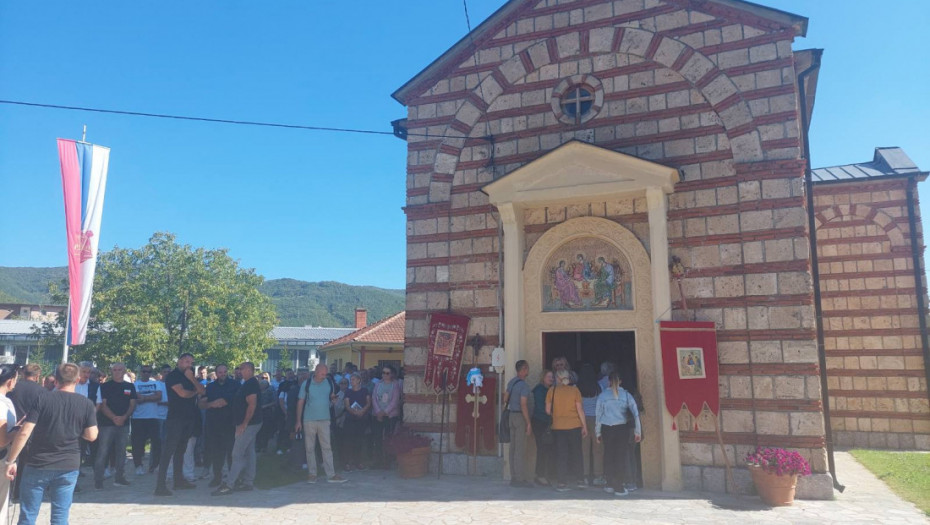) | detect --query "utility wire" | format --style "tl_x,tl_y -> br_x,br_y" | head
0,99 -> 467,140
